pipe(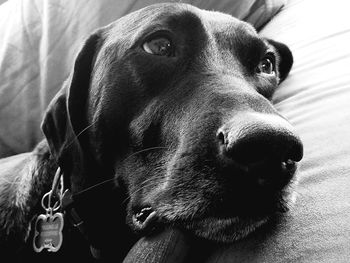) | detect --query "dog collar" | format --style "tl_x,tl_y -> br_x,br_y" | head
33,167 -> 64,253
34,166 -> 109,259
